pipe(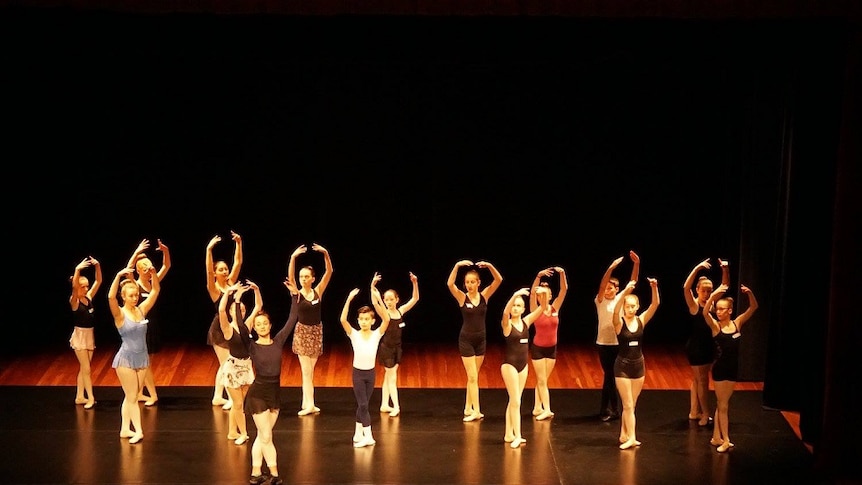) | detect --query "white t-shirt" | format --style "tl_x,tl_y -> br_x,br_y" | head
595,294 -> 622,345
349,329 -> 383,370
